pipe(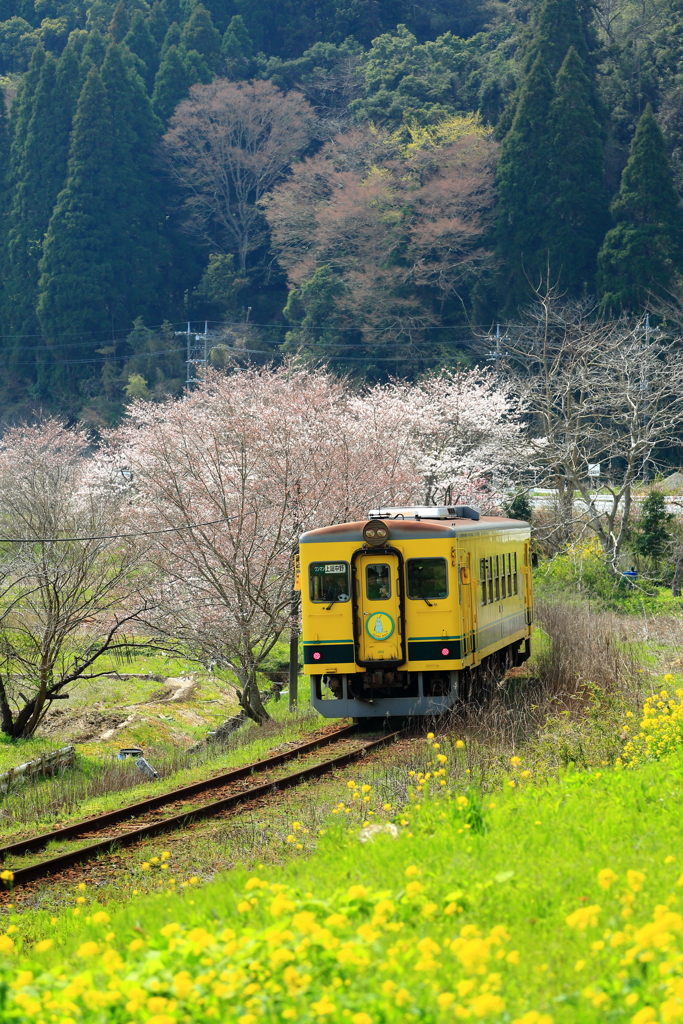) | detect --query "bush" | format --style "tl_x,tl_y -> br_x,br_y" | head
534,540 -> 683,613
534,597 -> 643,699
619,674 -> 683,767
